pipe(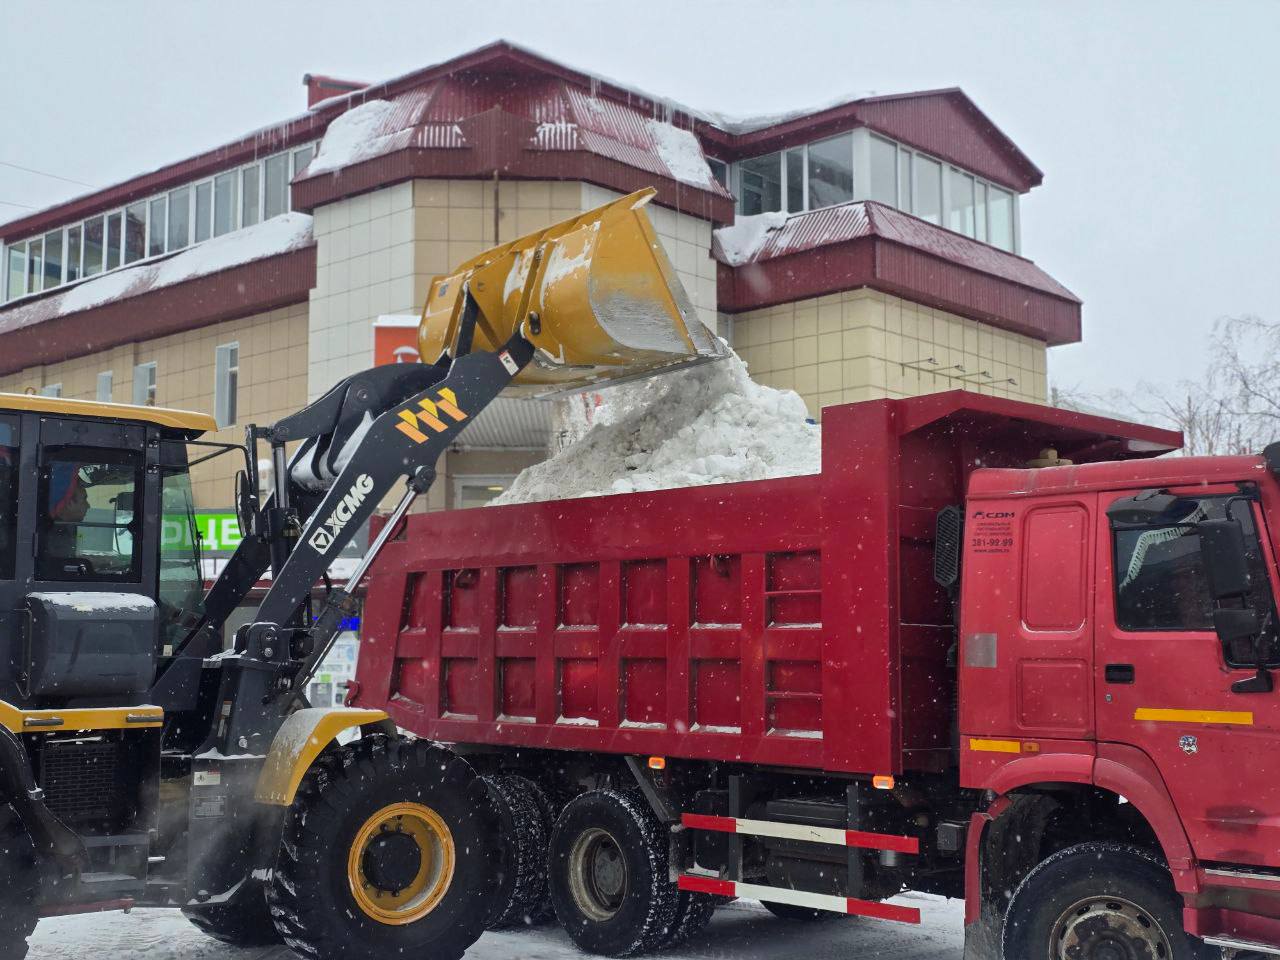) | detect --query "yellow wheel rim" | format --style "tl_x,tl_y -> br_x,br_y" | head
347,802 -> 455,925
